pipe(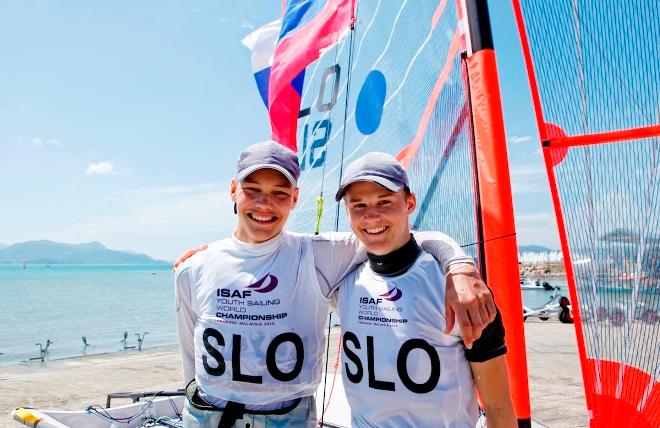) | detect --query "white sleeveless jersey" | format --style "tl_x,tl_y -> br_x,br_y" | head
335,252 -> 479,428
185,233 -> 329,405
